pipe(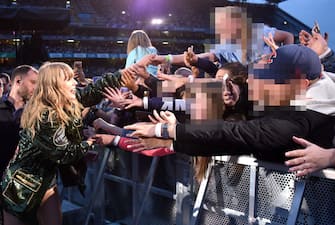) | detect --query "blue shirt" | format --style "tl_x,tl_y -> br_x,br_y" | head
125,46 -> 159,76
